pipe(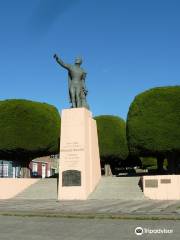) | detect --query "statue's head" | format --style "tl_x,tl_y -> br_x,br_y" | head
75,56 -> 82,65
